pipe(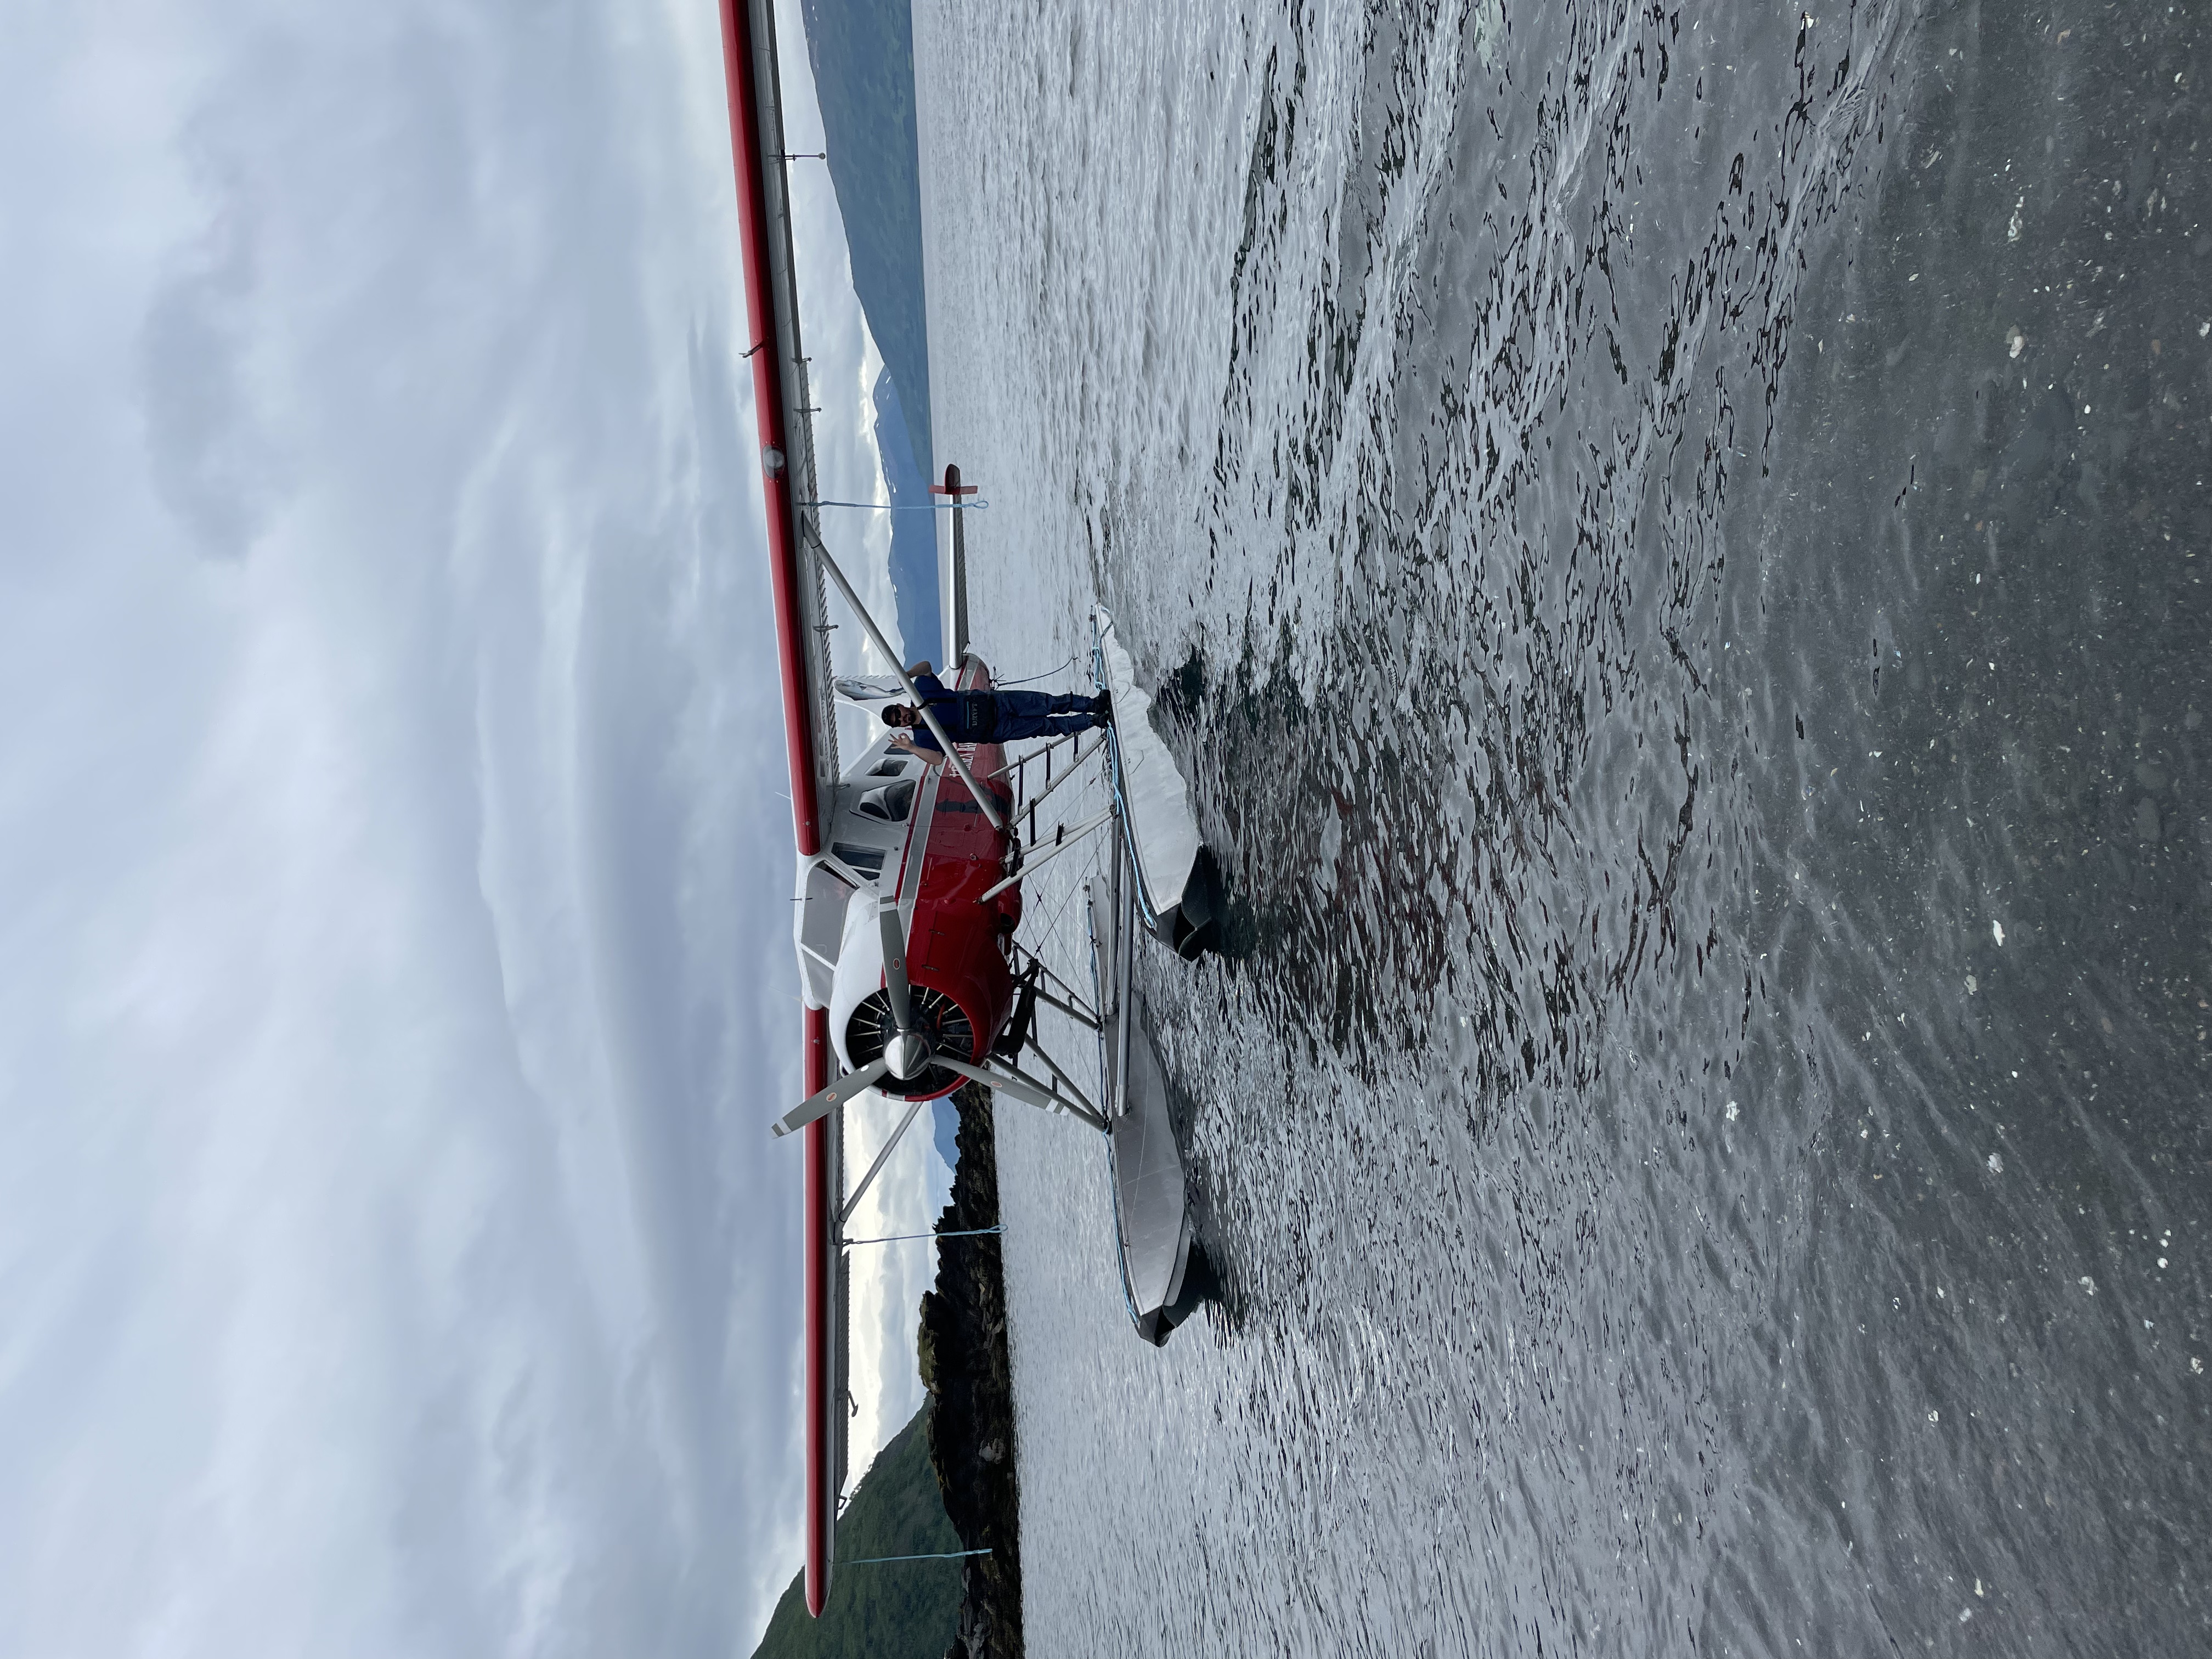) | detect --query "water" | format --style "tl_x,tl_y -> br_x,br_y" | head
912,2 -> 2209,1653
